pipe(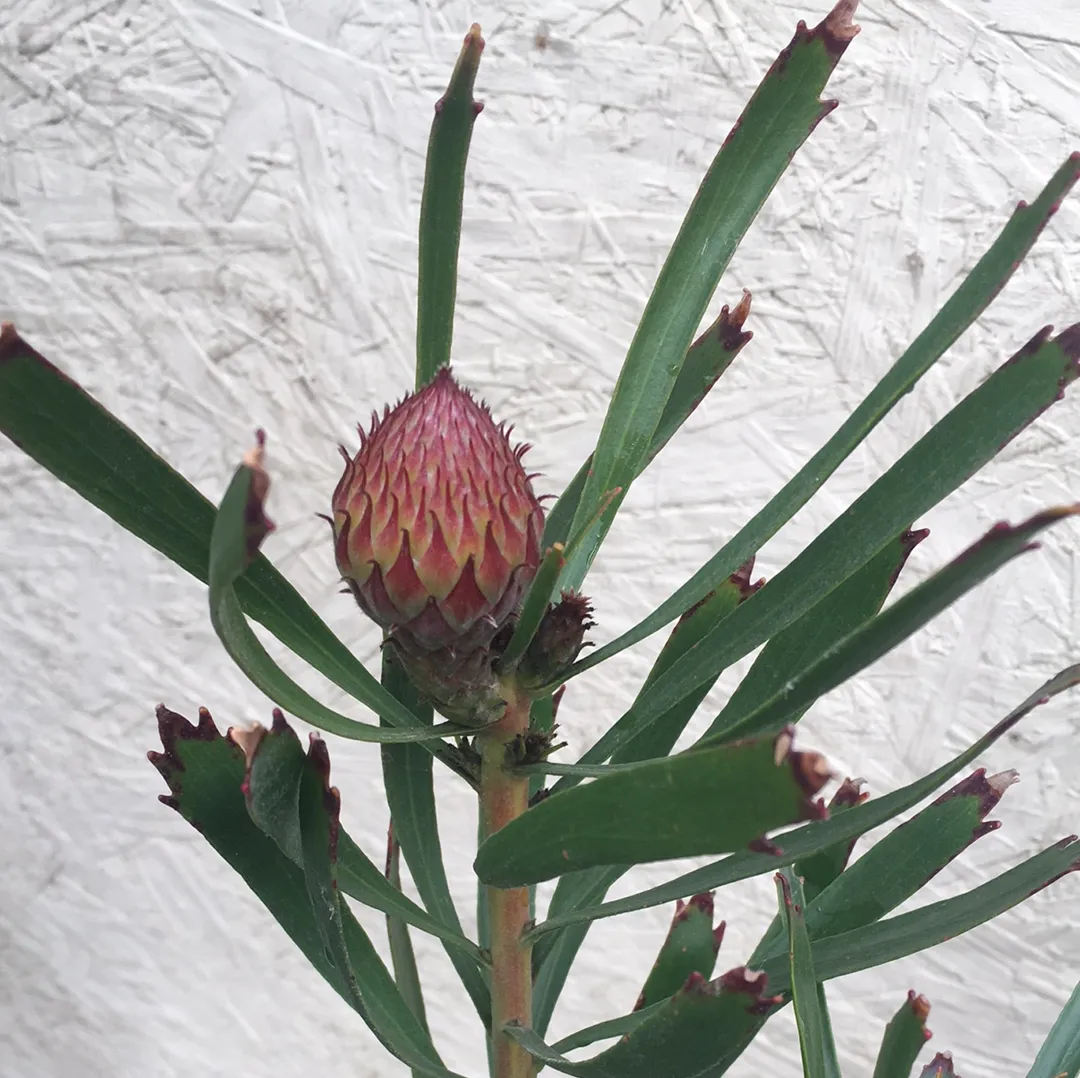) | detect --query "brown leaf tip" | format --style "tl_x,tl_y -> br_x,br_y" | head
465,23 -> 485,50
307,734 -> 343,851
1055,321 -> 1080,363
830,776 -> 868,809
932,767 -> 1018,818
749,836 -> 783,856
680,970 -> 712,997
229,722 -> 268,769
717,967 -> 783,1014
730,556 -> 766,601
892,527 -> 930,587
819,0 -> 861,49
714,290 -> 753,351
241,431 -> 275,557
712,920 -> 726,952
0,320 -> 19,355
920,1051 -> 960,1078
774,727 -> 832,804
673,891 -> 715,926
906,989 -> 932,1029
149,704 -> 223,804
